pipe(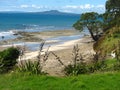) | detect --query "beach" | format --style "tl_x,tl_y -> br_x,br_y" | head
0,29 -> 82,50
0,29 -> 94,76
0,12 -> 94,76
